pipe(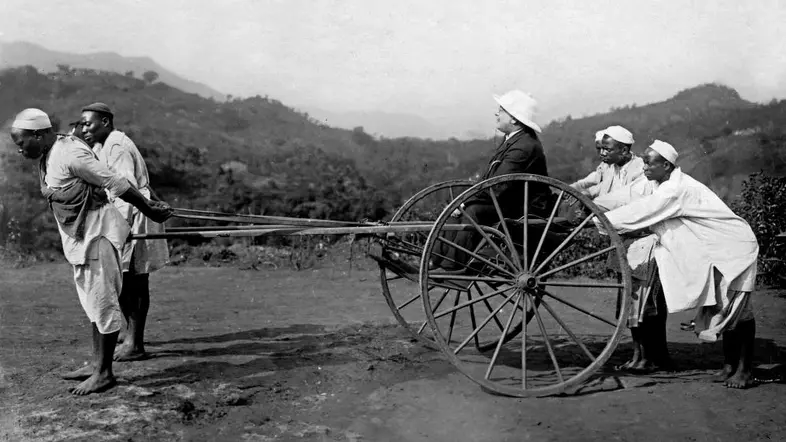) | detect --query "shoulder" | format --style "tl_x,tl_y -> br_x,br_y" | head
106,130 -> 136,149
628,156 -> 645,168
506,132 -> 544,157
54,135 -> 92,155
